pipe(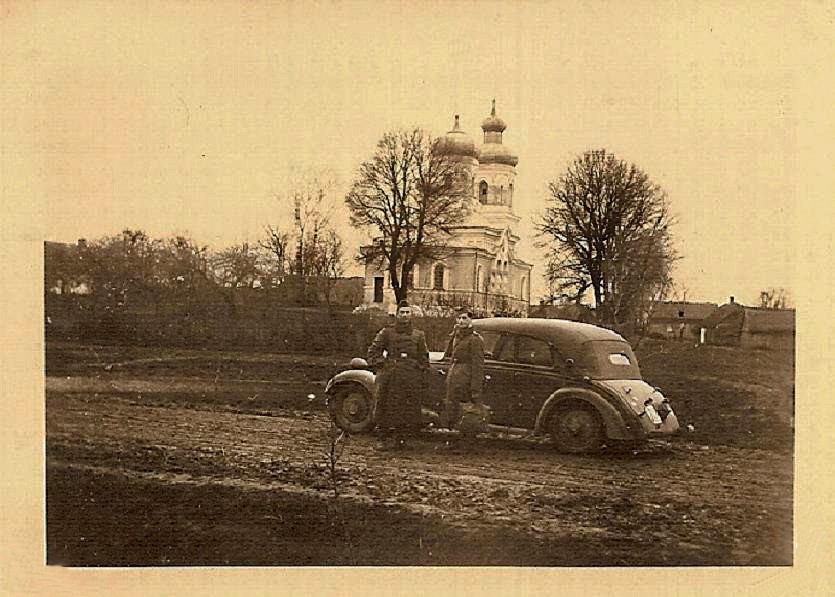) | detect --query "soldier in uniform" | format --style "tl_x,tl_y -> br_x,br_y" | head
367,300 -> 429,449
442,310 -> 486,433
